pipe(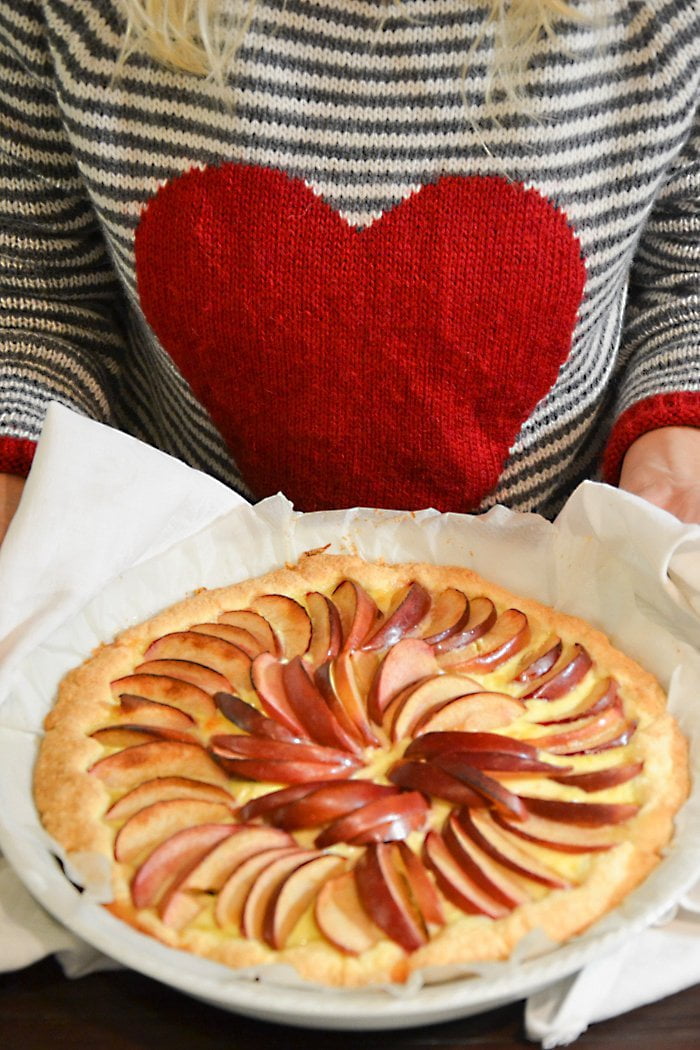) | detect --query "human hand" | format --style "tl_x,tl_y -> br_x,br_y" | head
0,473 -> 25,545
619,427 -> 700,524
